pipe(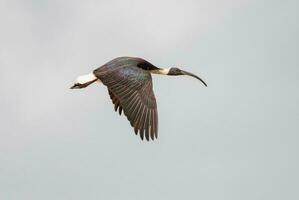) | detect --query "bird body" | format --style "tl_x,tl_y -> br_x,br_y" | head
71,57 -> 207,141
